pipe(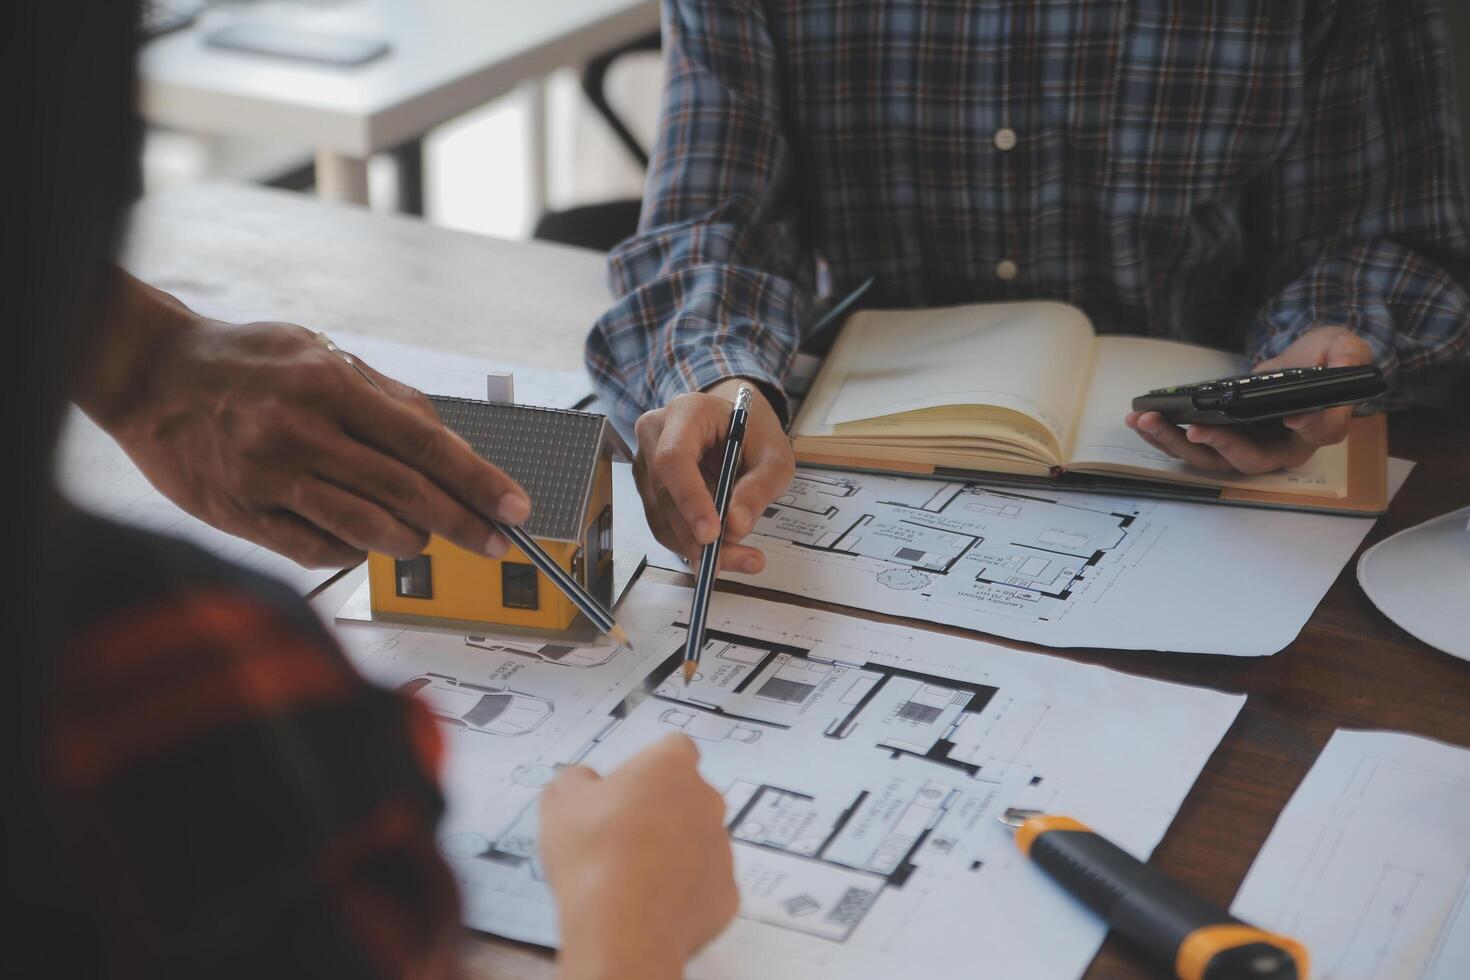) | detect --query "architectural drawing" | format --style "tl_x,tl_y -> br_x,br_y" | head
1233,731 -> 1470,980
336,583 -> 1244,979
401,674 -> 553,737
464,636 -> 620,668
712,465 -> 1413,656
756,474 -> 1141,617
